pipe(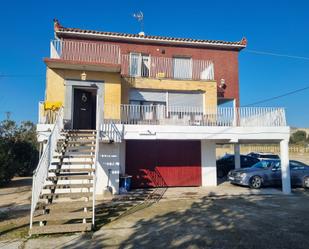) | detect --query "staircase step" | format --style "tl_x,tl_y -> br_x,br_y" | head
65,134 -> 96,137
59,137 -> 96,140
40,192 -> 92,199
51,161 -> 94,166
57,142 -> 96,148
33,211 -> 92,222
56,149 -> 95,154
65,129 -> 96,132
65,139 -> 96,143
44,183 -> 93,189
53,155 -> 95,159
63,150 -> 96,154
37,201 -> 92,211
30,223 -> 92,235
47,175 -> 93,181
65,146 -> 95,150
48,168 -> 94,173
